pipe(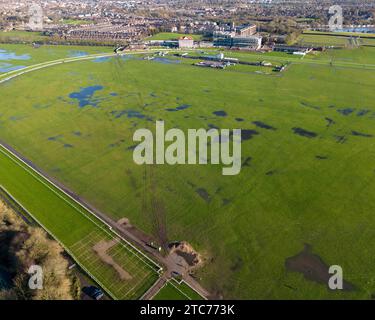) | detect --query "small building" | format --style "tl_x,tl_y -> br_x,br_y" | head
273,45 -> 312,55
235,24 -> 257,37
213,32 -> 262,50
179,36 -> 194,48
